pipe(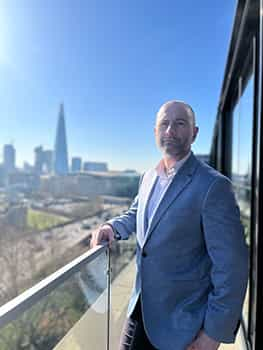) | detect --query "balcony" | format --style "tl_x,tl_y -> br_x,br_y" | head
0,243 -> 244,349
